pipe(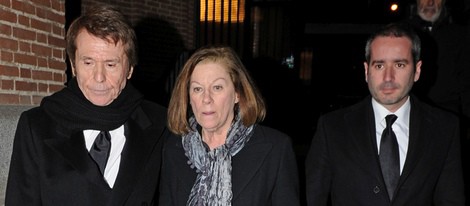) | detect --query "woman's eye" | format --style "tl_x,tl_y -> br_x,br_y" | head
193,87 -> 202,92
214,85 -> 223,91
